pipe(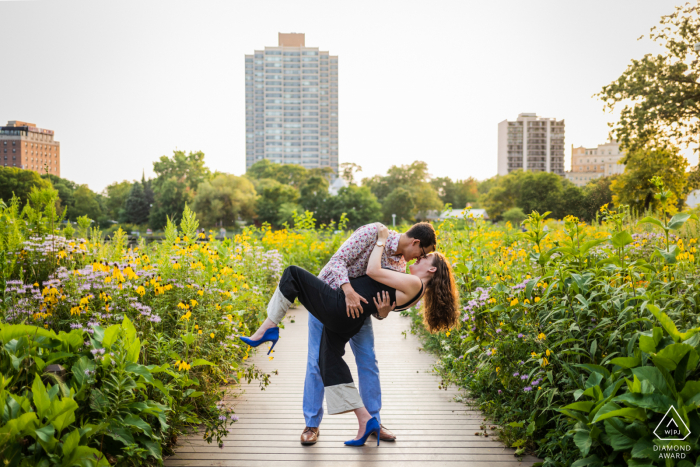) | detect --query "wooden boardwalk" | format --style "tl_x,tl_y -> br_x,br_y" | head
165,307 -> 540,466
